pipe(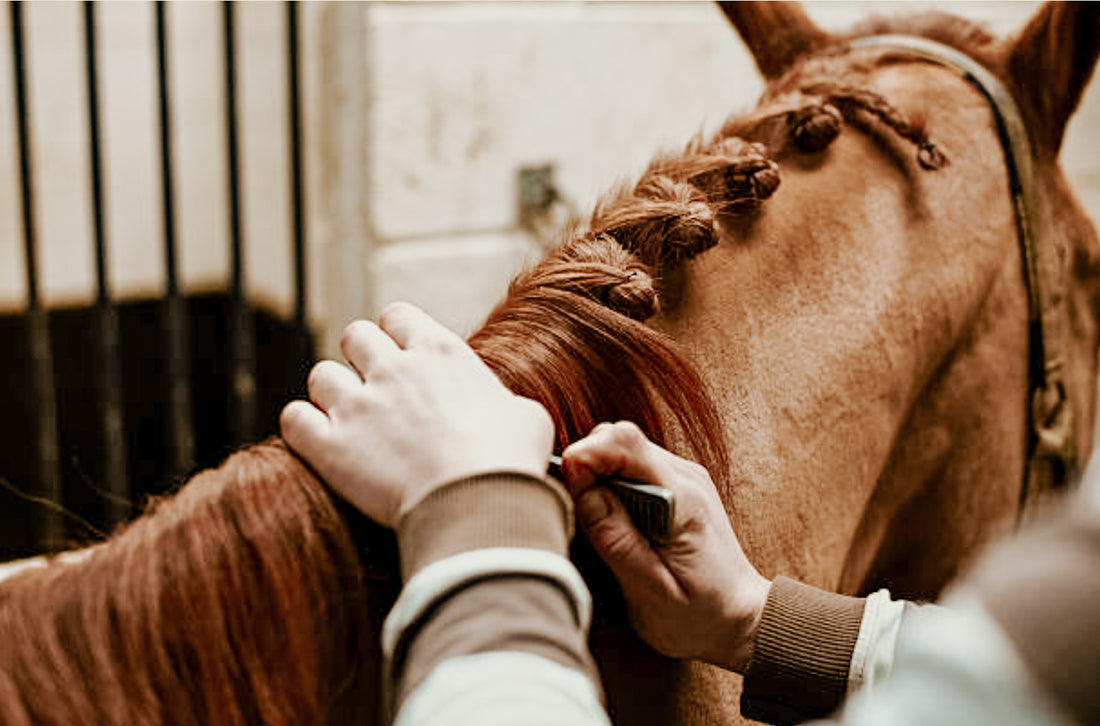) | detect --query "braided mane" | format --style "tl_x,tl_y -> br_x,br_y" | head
469,43 -> 952,487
